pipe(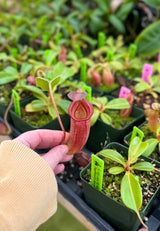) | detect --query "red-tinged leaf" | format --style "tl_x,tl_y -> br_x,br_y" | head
58,45 -> 67,63
90,70 -> 101,87
148,110 -> 159,133
68,90 -> 87,101
102,69 -> 114,86
120,92 -> 134,118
